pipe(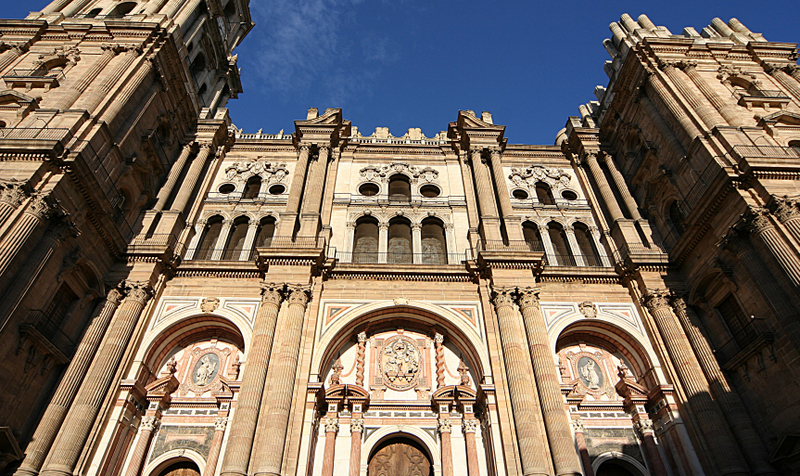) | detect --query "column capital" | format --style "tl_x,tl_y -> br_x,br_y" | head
350,418 -> 364,433
634,418 -> 655,435
516,286 -> 541,311
123,281 -> 153,304
285,284 -> 311,307
743,206 -> 774,235
24,193 -> 55,221
139,416 -> 160,432
411,223 -> 422,231
669,295 -> 688,313
657,59 -> 680,71
357,331 -> 368,343
580,150 -> 600,166
675,59 -> 698,71
214,416 -> 228,432
462,418 -> 479,434
434,332 -> 444,345
487,146 -> 502,156
46,214 -> 79,242
490,286 -> 516,309
642,290 -> 671,312
260,282 -> 283,306
571,419 -> 585,433
772,196 -> 800,223
106,287 -> 125,306
437,418 -> 452,434
324,417 -> 339,433
0,183 -> 26,208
